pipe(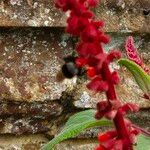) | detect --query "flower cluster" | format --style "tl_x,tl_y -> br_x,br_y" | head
125,36 -> 150,100
55,0 -> 140,149
125,36 -> 150,75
